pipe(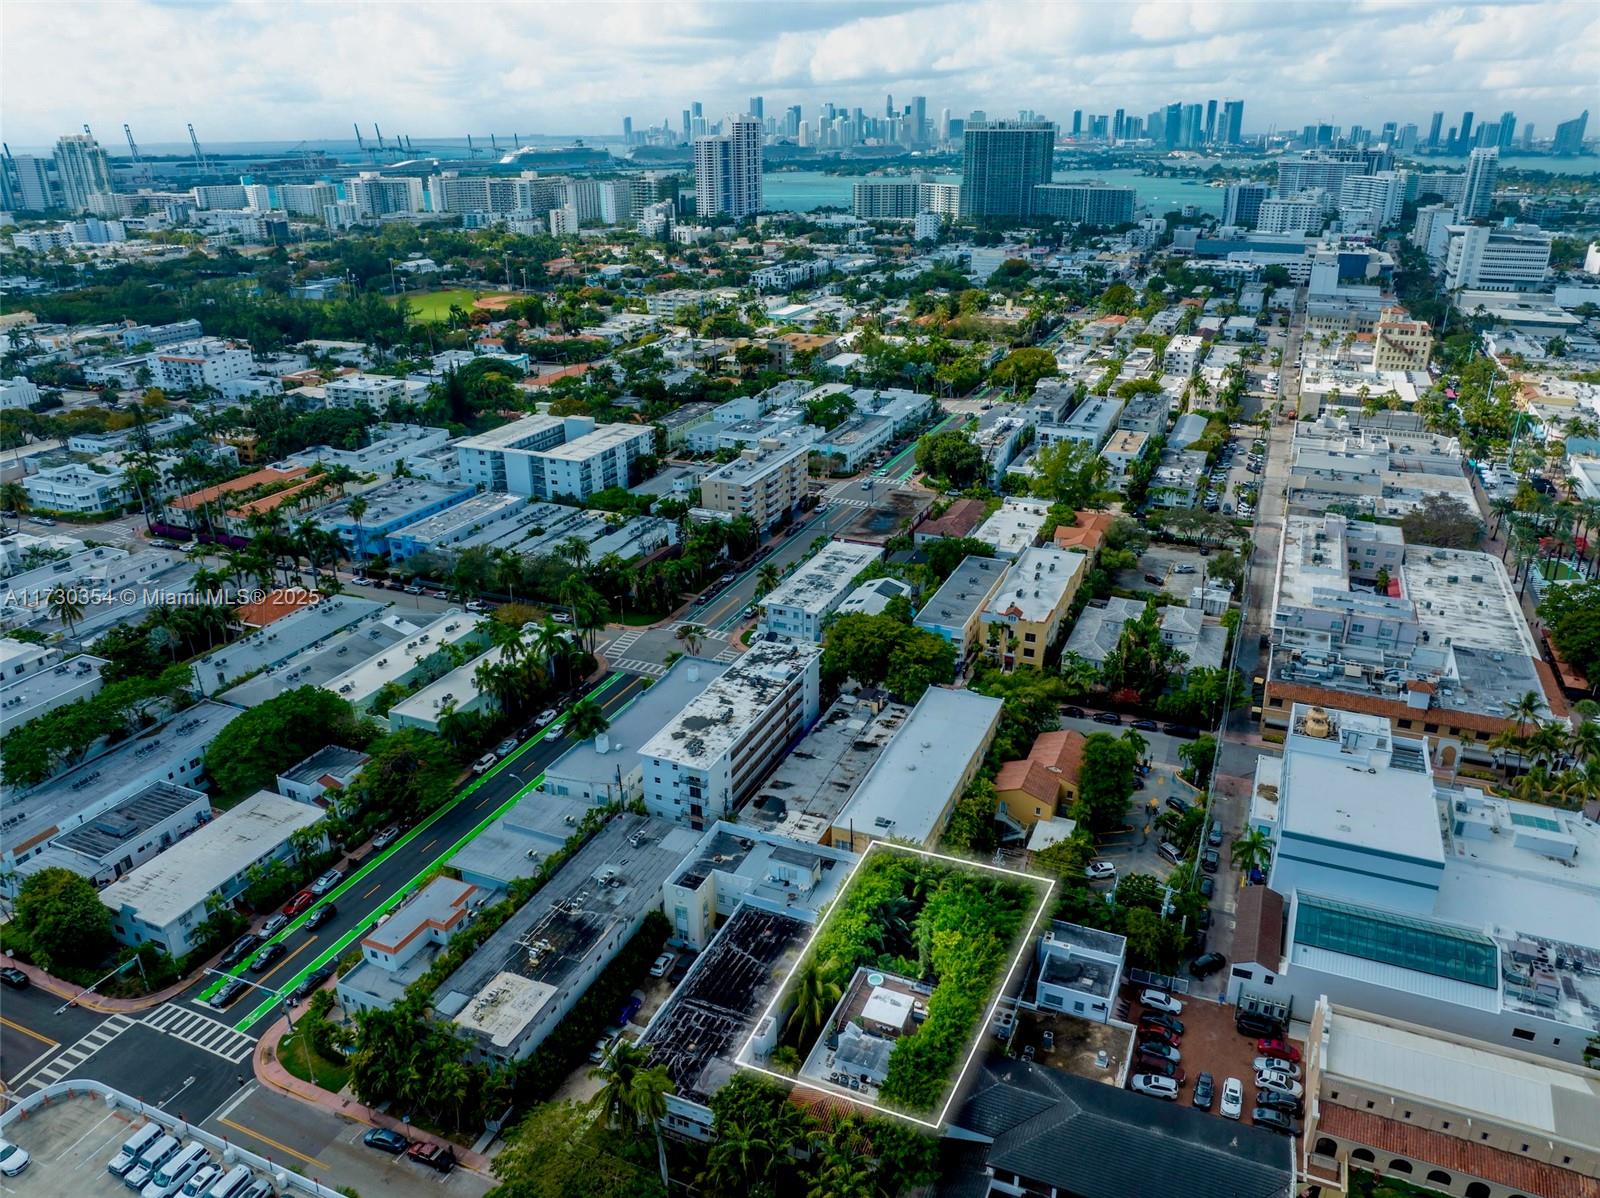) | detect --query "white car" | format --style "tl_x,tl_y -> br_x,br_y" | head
533,709 -> 559,729
0,1139 -> 29,1176
1220,1077 -> 1244,1120
1129,1073 -> 1179,1100
1252,1056 -> 1302,1078
1138,988 -> 1184,1015
1084,860 -> 1117,881
649,951 -> 678,978
1255,1070 -> 1304,1098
